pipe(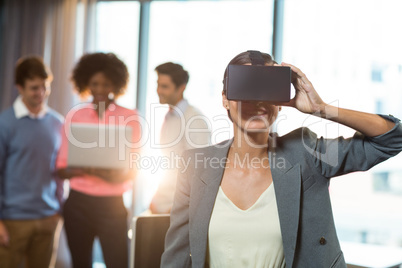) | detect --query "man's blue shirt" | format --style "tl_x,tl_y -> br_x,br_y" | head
0,104 -> 63,219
